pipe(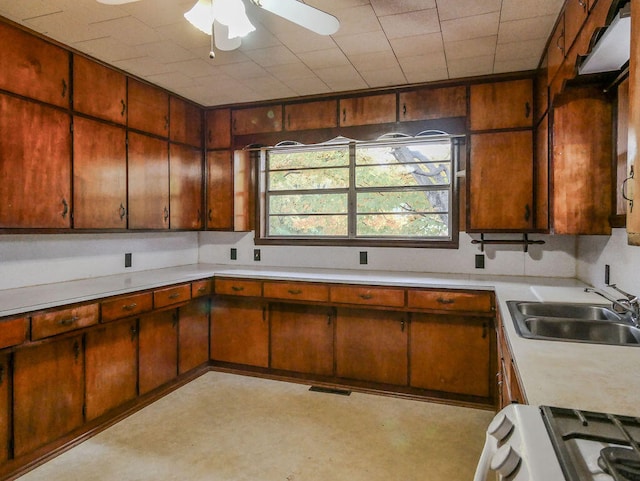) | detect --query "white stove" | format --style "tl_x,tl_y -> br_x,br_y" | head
475,404 -> 640,481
